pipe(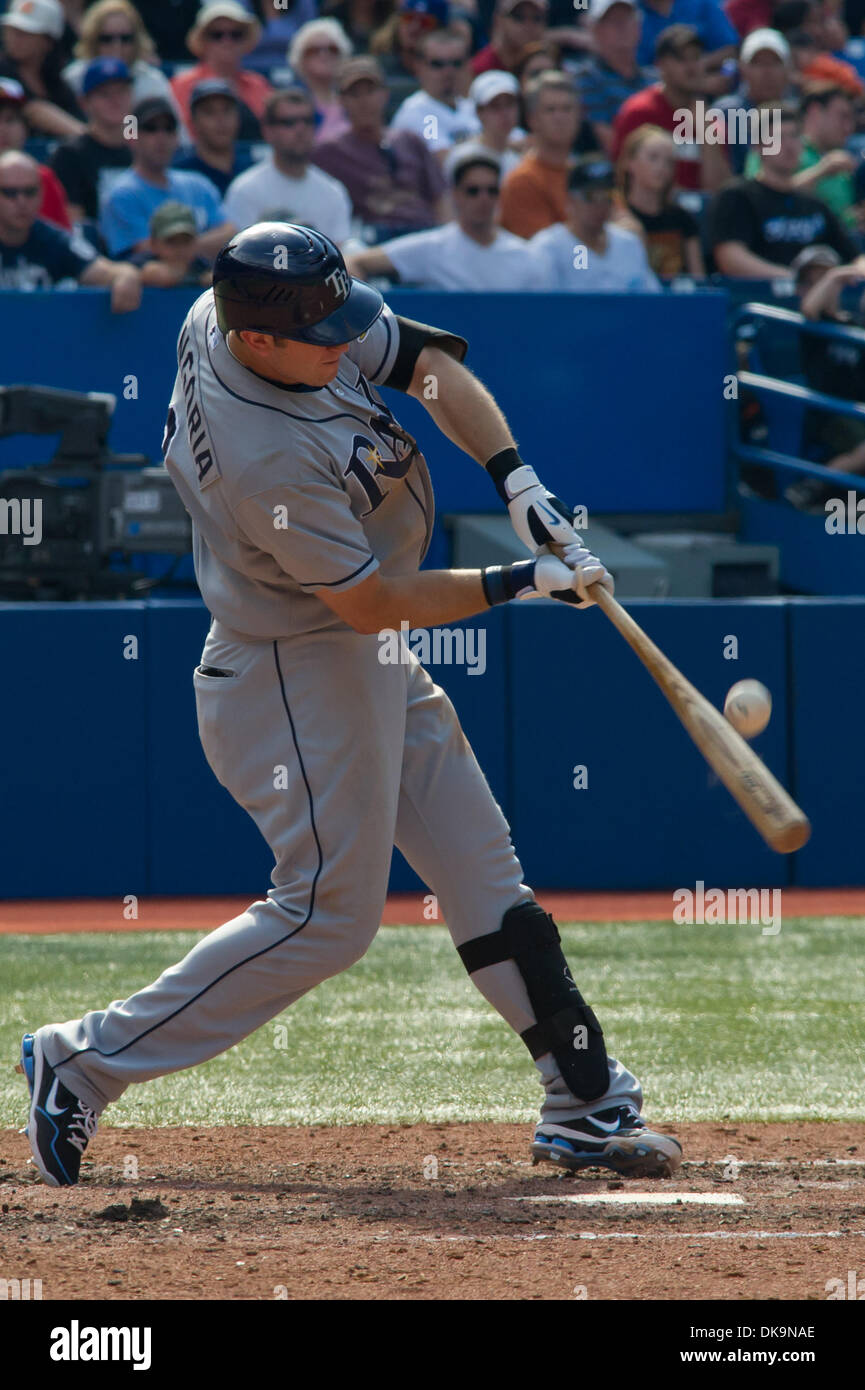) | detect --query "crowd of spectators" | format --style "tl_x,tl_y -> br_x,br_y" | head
4,0 -> 865,308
